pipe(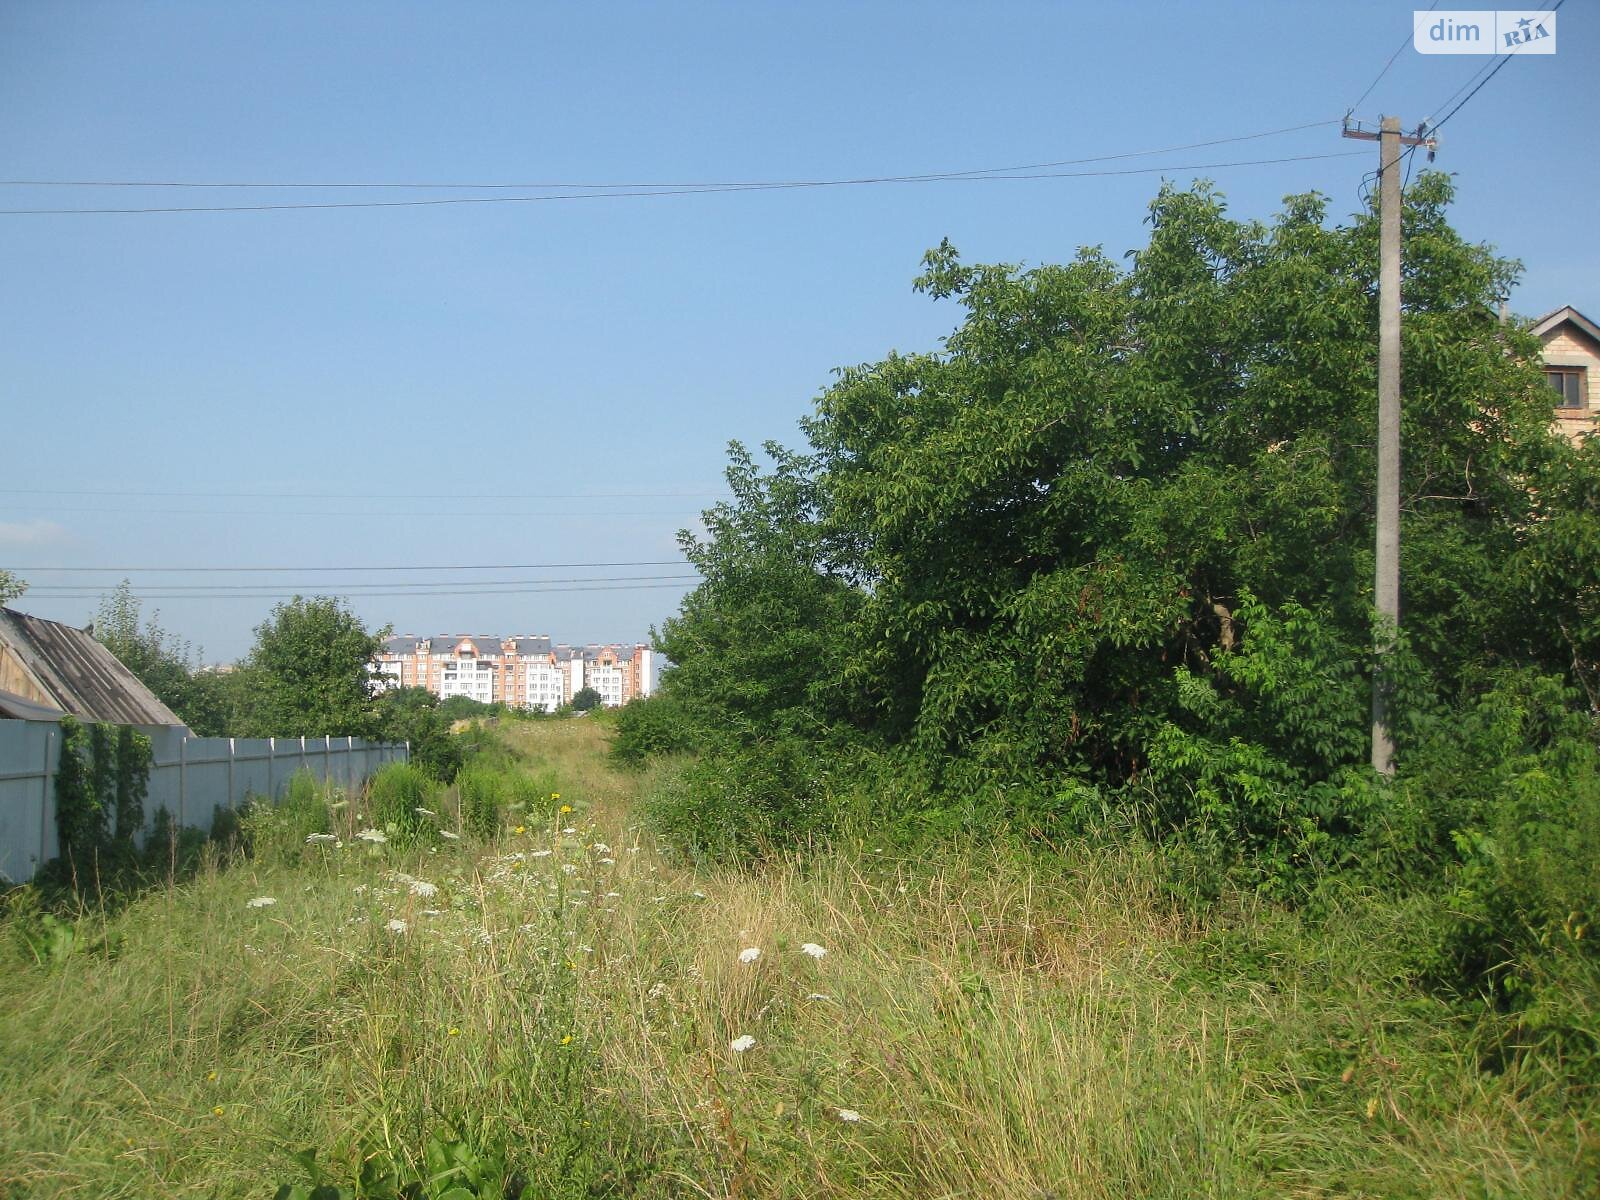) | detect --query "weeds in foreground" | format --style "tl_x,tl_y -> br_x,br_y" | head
1,720 -> 1595,1198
